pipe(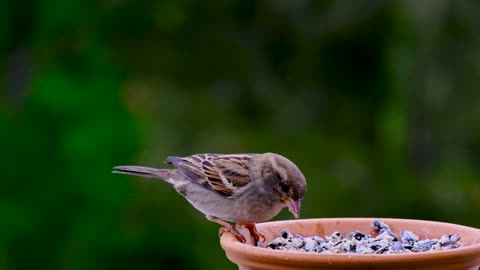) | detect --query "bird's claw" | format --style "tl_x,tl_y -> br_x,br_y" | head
218,226 -> 247,243
236,222 -> 265,246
